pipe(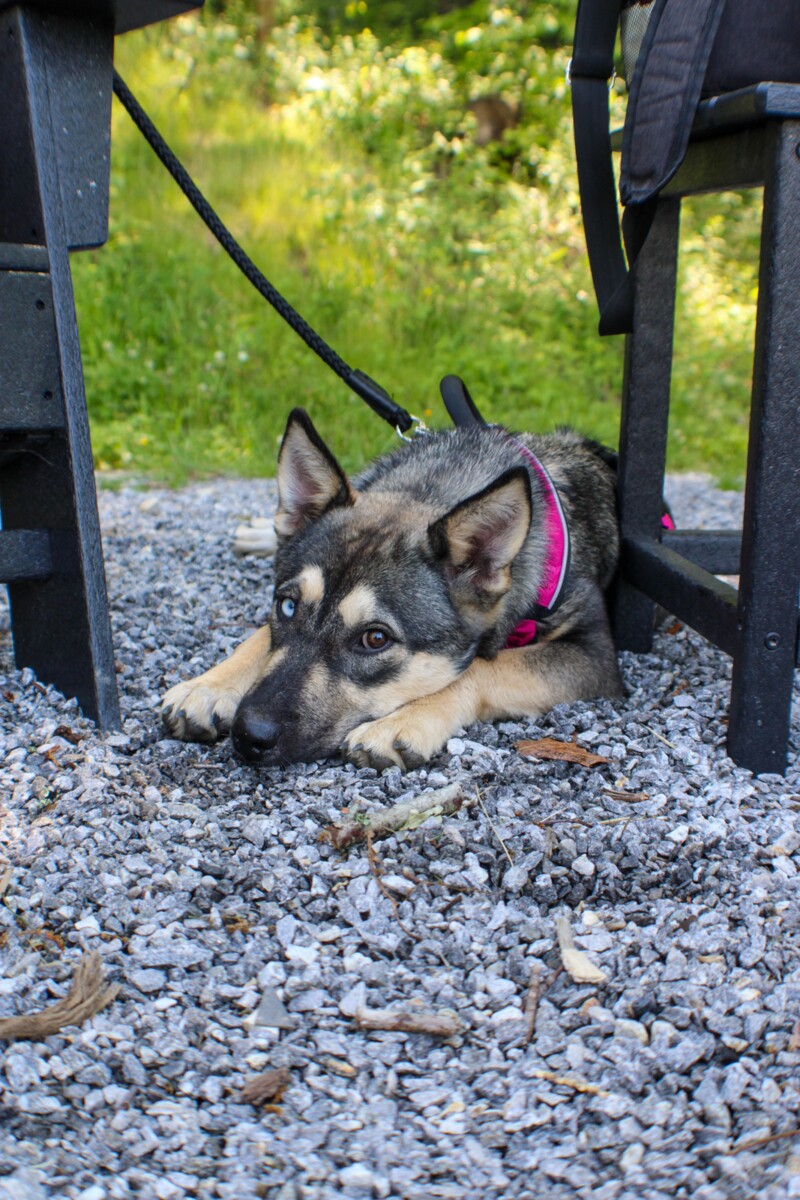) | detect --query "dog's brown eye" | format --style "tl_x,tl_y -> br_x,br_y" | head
361,628 -> 391,652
